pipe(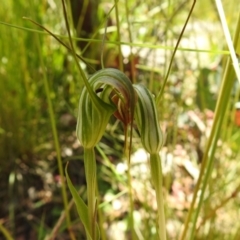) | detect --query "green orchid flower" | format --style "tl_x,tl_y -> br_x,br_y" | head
71,68 -> 136,240
133,84 -> 166,240
76,68 -> 136,149
133,84 -> 164,154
